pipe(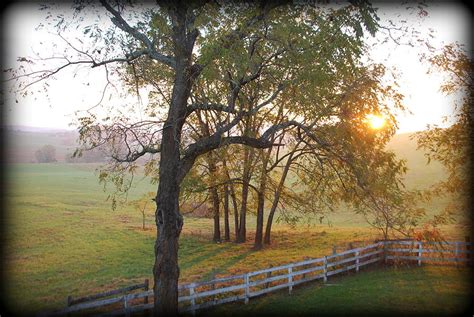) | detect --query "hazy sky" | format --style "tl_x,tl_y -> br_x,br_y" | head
3,2 -> 472,133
